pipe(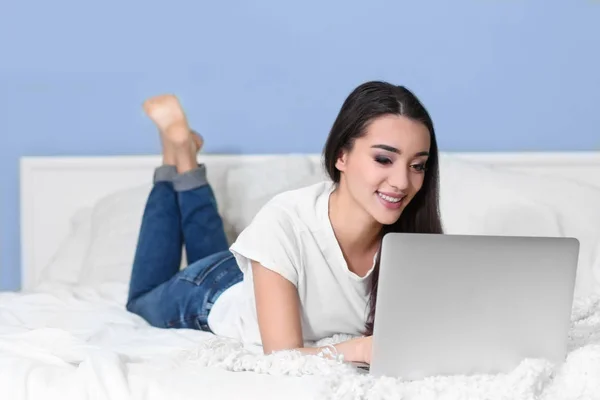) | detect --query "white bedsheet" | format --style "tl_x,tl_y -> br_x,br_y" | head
1,283 -> 599,400
0,283 -> 324,400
